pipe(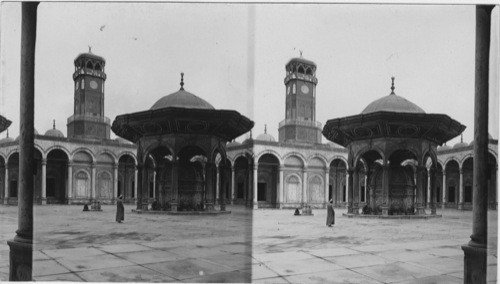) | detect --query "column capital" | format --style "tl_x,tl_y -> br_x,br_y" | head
253,164 -> 258,171
278,165 -> 284,171
67,161 -> 74,167
41,158 -> 47,165
90,163 -> 96,169
113,163 -> 119,169
324,166 -> 330,174
460,168 -> 464,175
346,169 -> 353,175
